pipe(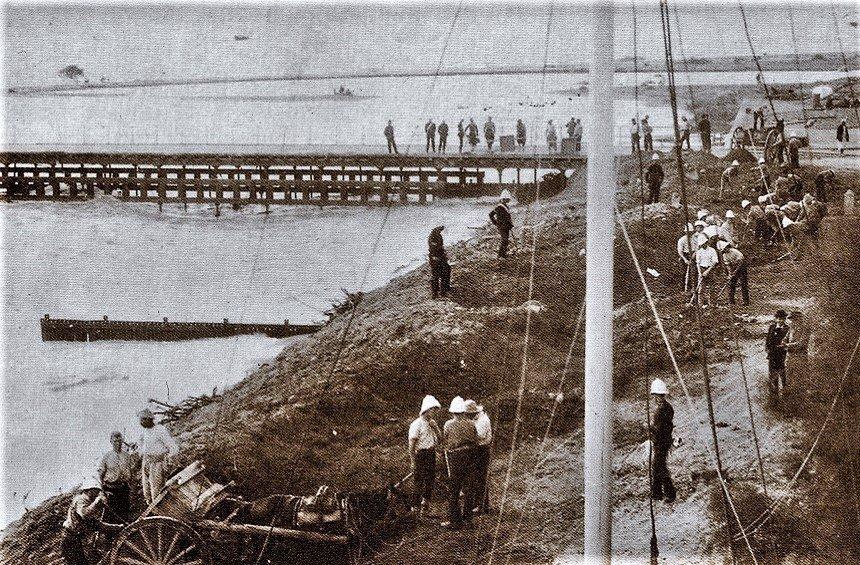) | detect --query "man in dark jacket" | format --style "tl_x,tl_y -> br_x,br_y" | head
645,153 -> 664,204
649,379 -> 676,503
766,310 -> 790,397
699,114 -> 712,153
425,119 -> 437,153
384,120 -> 398,154
428,226 -> 451,298
814,169 -> 836,202
438,120 -> 449,153
837,118 -> 850,155
787,136 -> 802,169
458,120 -> 465,153
484,117 -> 496,153
516,119 -> 527,150
489,190 -> 514,258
